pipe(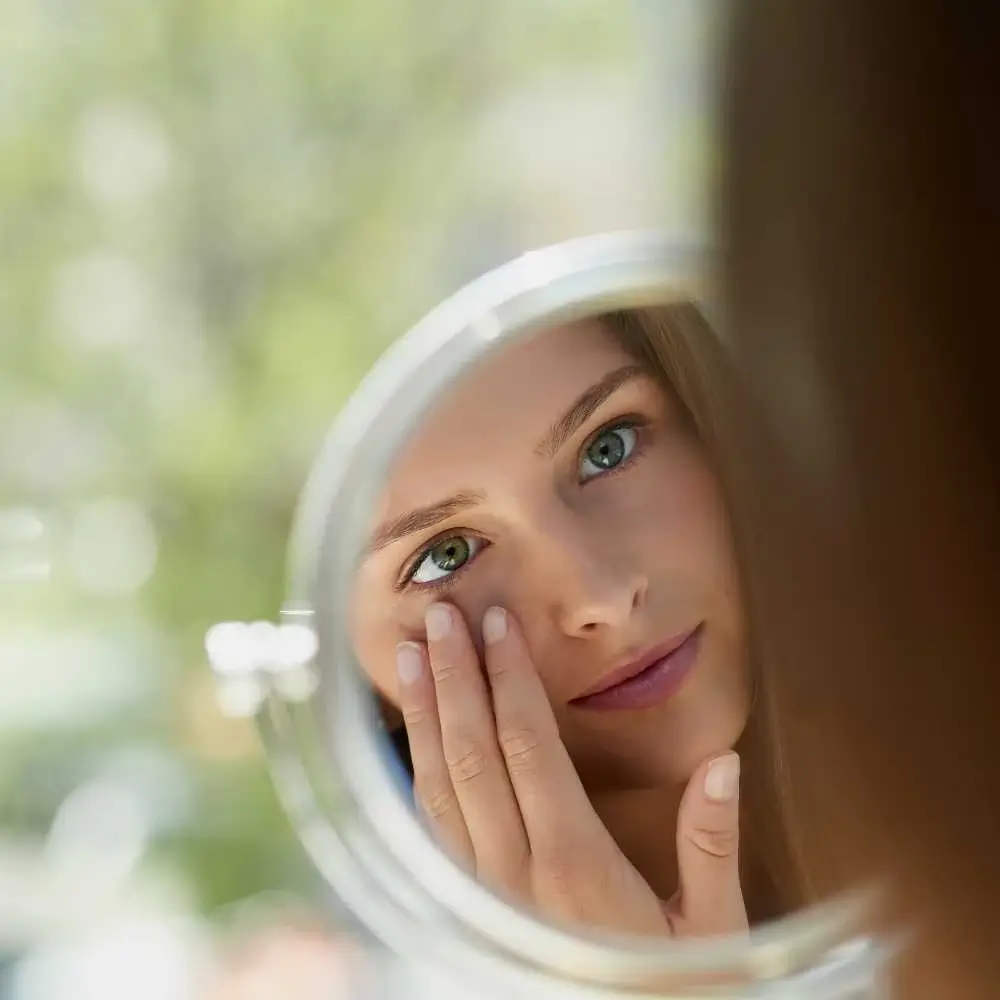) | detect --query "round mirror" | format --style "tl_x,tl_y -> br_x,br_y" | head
209,232 -> 882,999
